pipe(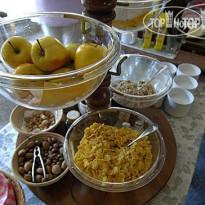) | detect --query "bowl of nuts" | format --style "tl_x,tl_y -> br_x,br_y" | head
110,54 -> 173,109
11,132 -> 68,187
10,105 -> 63,135
64,107 -> 166,192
